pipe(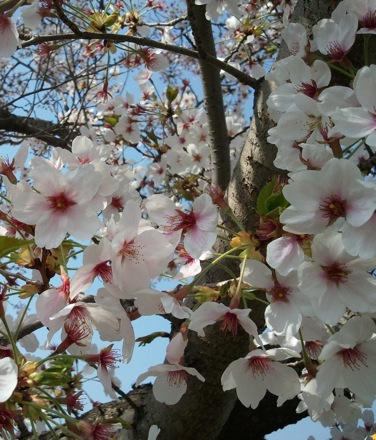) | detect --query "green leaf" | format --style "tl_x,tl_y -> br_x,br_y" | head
257,178 -> 289,217
166,85 -> 179,104
257,178 -> 277,216
0,237 -> 32,260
